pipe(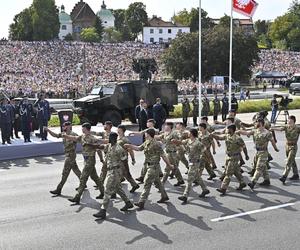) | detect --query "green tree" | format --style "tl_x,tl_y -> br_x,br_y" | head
31,0 -> 60,40
103,28 -> 122,43
9,7 -> 33,41
64,33 -> 73,41
112,9 -> 133,41
162,18 -> 258,82
80,28 -> 100,43
125,2 -> 148,39
94,16 -> 104,41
